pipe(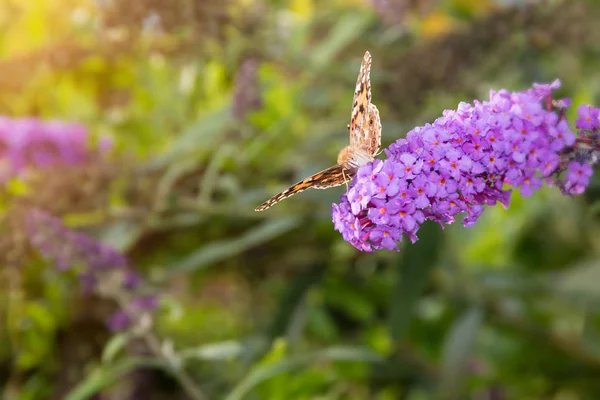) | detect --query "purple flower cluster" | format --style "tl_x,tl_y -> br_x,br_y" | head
25,209 -> 157,331
0,117 -> 112,181
25,209 -> 128,272
333,80 -> 598,251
